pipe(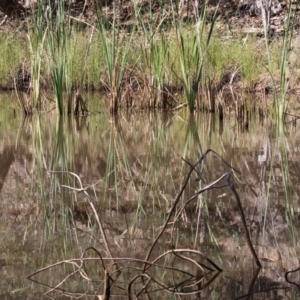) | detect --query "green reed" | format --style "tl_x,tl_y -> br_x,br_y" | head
45,1 -> 71,115
175,1 -> 220,113
260,0 -> 296,121
1,2 -> 297,116
138,5 -> 170,108
97,7 -> 135,113
277,0 -> 296,121
27,1 -> 47,108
